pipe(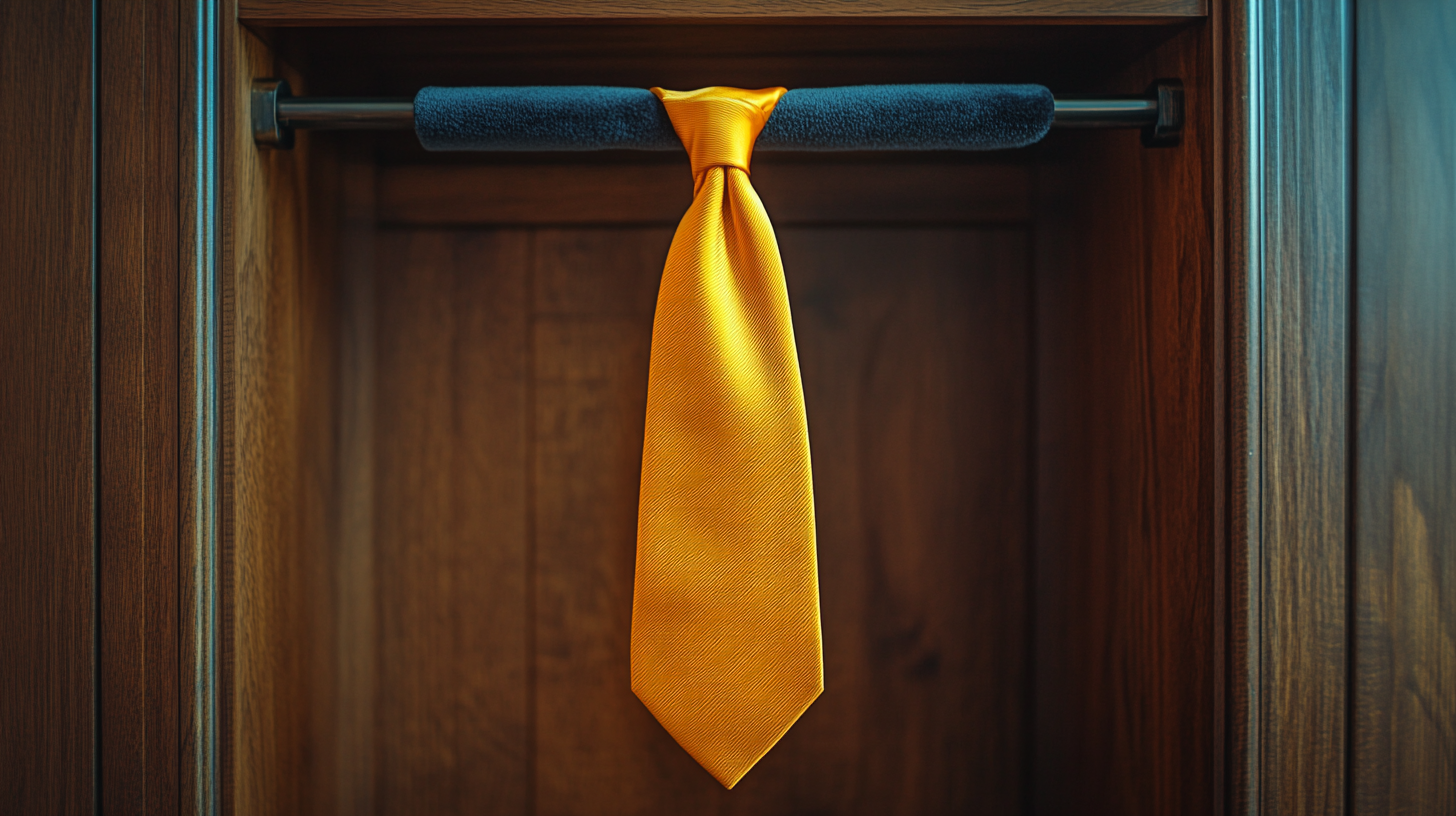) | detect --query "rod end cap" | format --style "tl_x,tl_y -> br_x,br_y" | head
1142,79 -> 1184,148
253,78 -> 294,150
